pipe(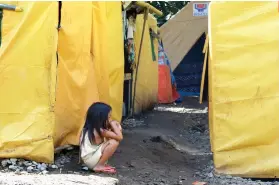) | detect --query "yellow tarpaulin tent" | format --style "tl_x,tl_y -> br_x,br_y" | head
54,1 -> 124,147
54,2 -> 100,147
209,1 -> 279,178
0,1 -> 58,163
160,1 -> 208,71
0,1 -> 160,163
0,1 -> 124,163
